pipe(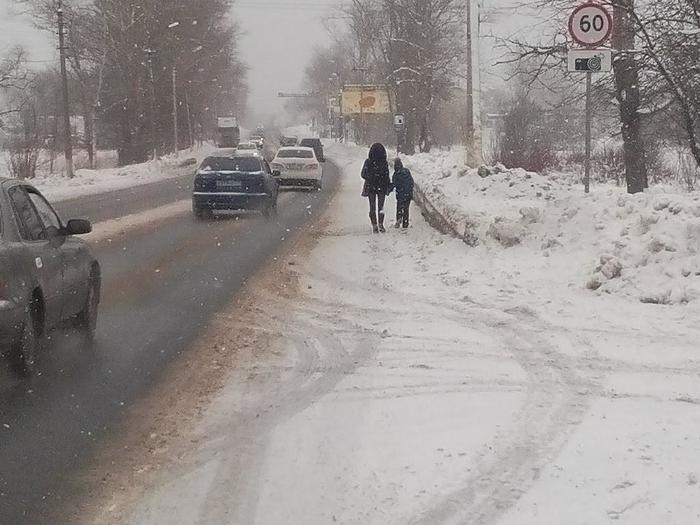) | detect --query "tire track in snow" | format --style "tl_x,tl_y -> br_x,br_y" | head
191,291 -> 380,525
408,306 -> 601,525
